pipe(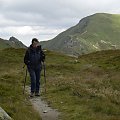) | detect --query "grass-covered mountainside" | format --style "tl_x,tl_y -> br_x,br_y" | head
0,48 -> 120,120
0,37 -> 26,49
45,49 -> 120,120
41,13 -> 120,56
